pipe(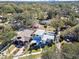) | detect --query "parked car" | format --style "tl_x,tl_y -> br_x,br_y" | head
13,37 -> 24,48
64,33 -> 78,42
13,40 -> 24,48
